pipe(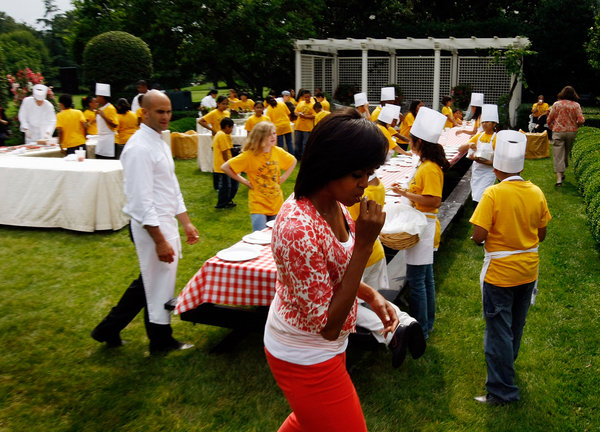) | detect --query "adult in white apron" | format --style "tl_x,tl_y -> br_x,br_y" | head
94,83 -> 117,159
18,84 -> 56,144
392,107 -> 448,339
467,105 -> 500,203
91,90 -> 200,355
470,130 -> 551,405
